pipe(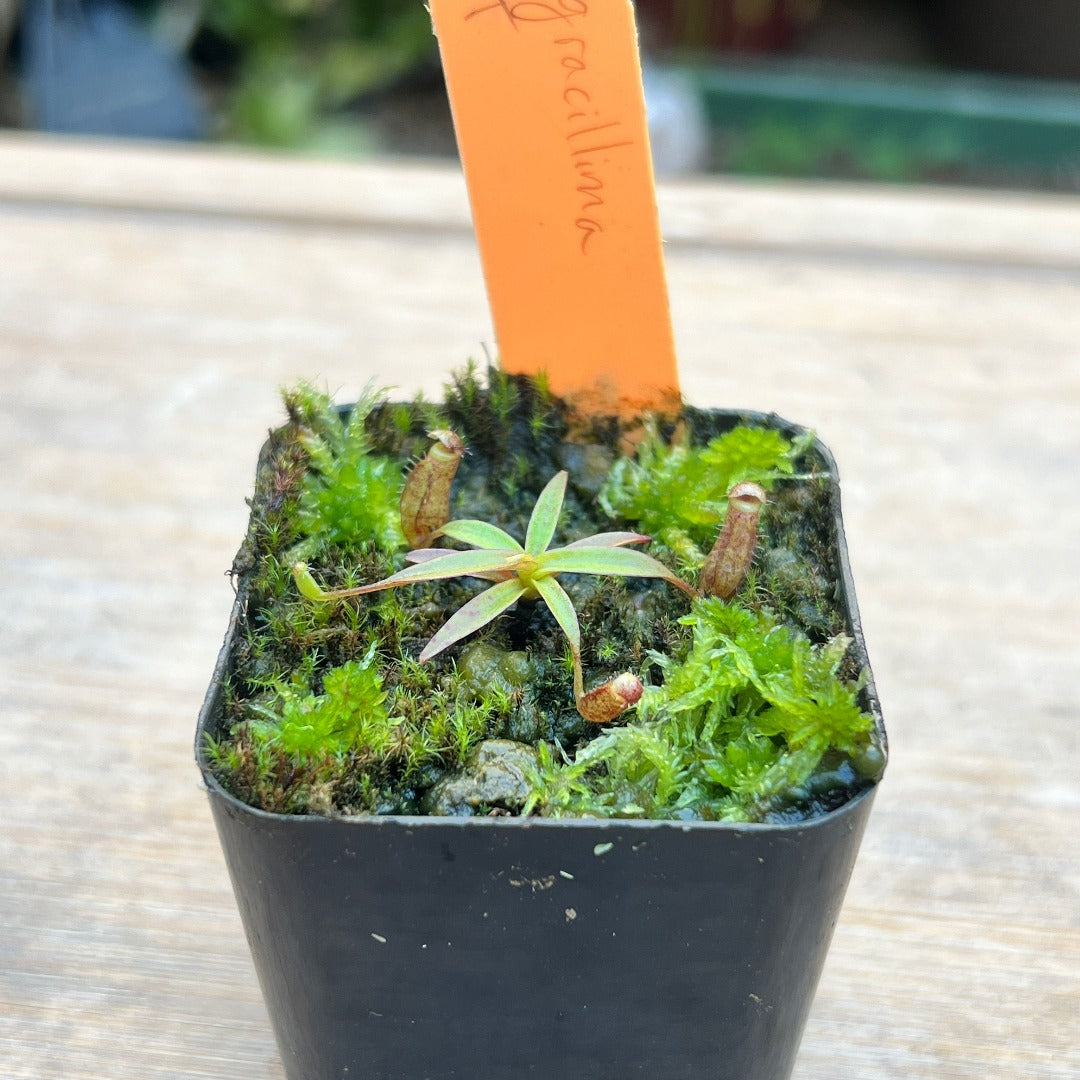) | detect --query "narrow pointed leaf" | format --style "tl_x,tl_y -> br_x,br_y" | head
532,575 -> 581,655
533,575 -> 584,700
437,519 -> 523,551
335,548 -> 514,597
406,547 -> 514,582
524,471 -> 568,555
539,546 -> 697,596
419,579 -> 527,661
561,532 -> 650,549
540,545 -> 678,577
